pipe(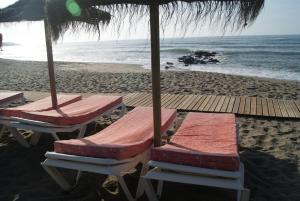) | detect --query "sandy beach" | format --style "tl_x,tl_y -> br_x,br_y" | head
0,58 -> 299,201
